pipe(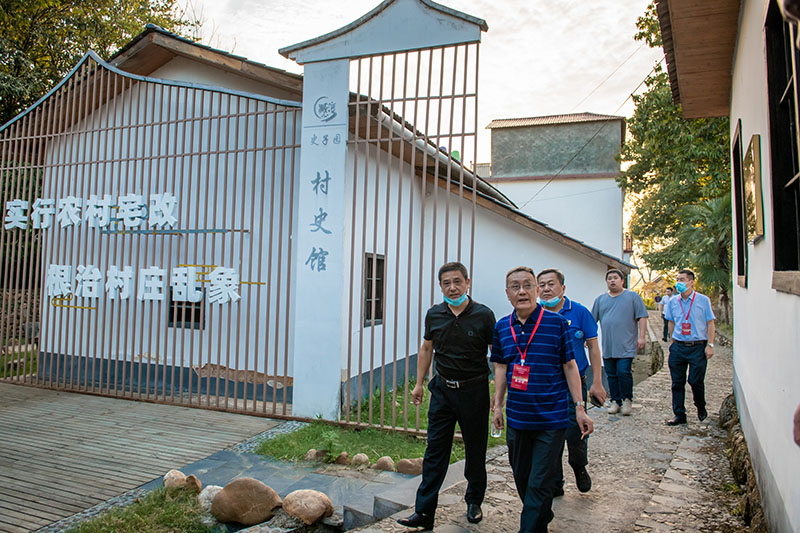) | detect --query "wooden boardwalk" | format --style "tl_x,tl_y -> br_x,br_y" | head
0,381 -> 280,532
